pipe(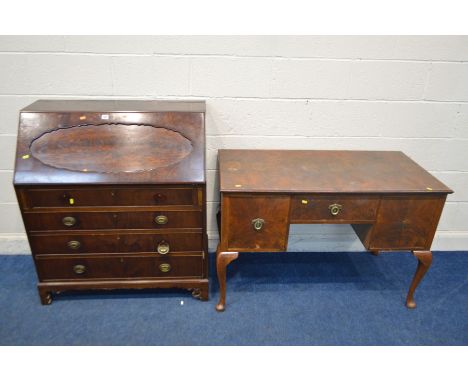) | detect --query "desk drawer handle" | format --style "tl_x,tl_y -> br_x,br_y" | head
62,216 -> 77,227
157,241 -> 170,255
154,215 -> 168,225
159,263 -> 171,273
67,240 -> 81,250
73,264 -> 86,274
252,218 -> 265,231
329,203 -> 343,216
